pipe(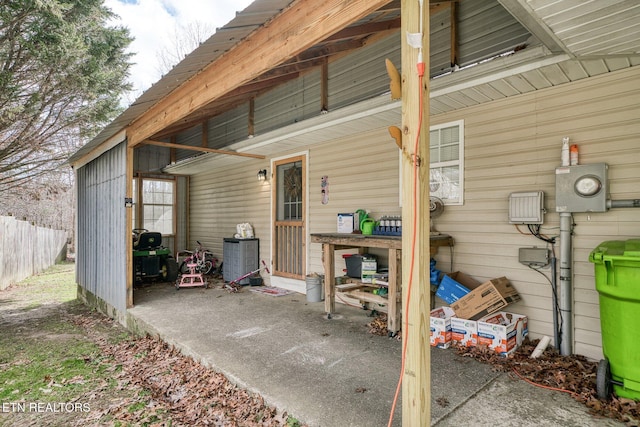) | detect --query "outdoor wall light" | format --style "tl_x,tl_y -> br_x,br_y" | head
257,169 -> 268,182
